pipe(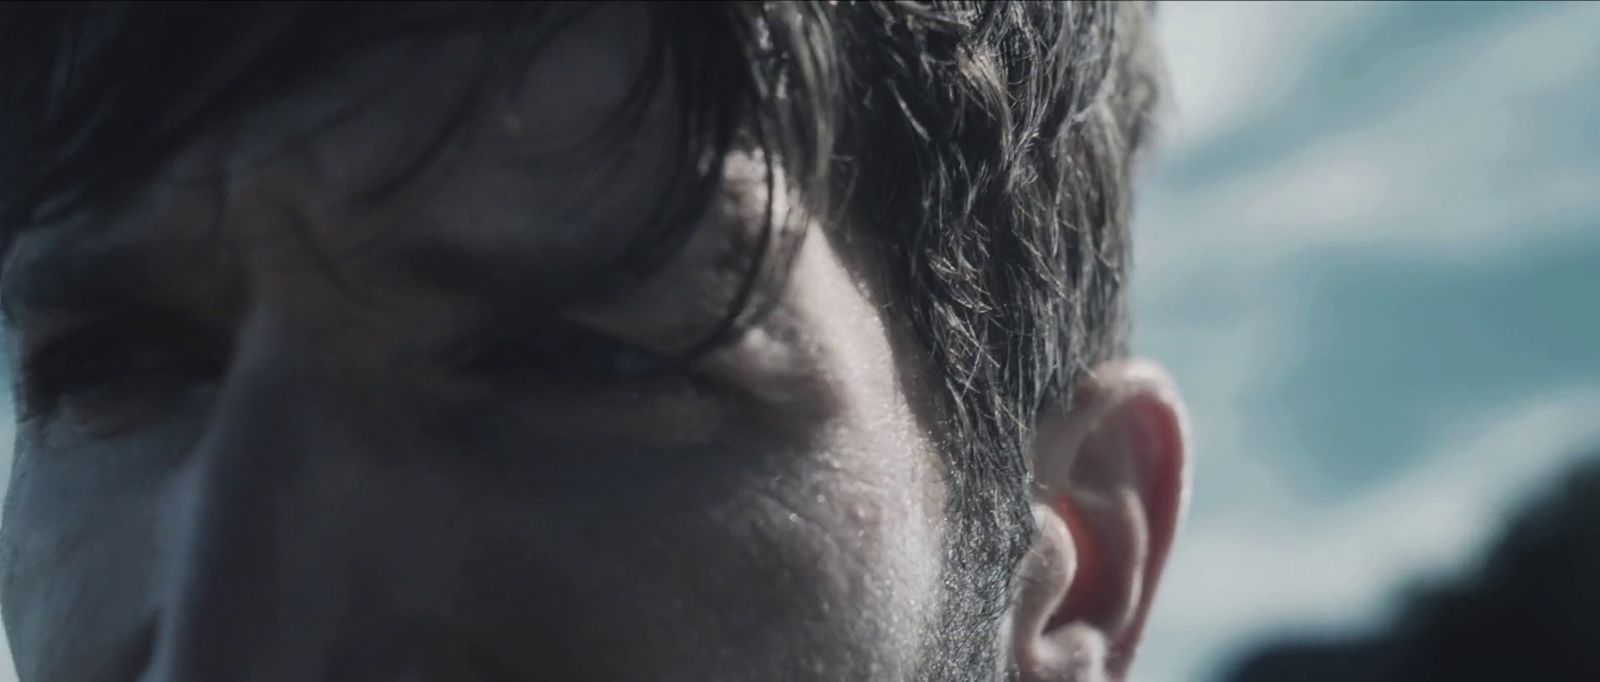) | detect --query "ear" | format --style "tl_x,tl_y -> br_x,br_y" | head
1012,360 -> 1190,682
